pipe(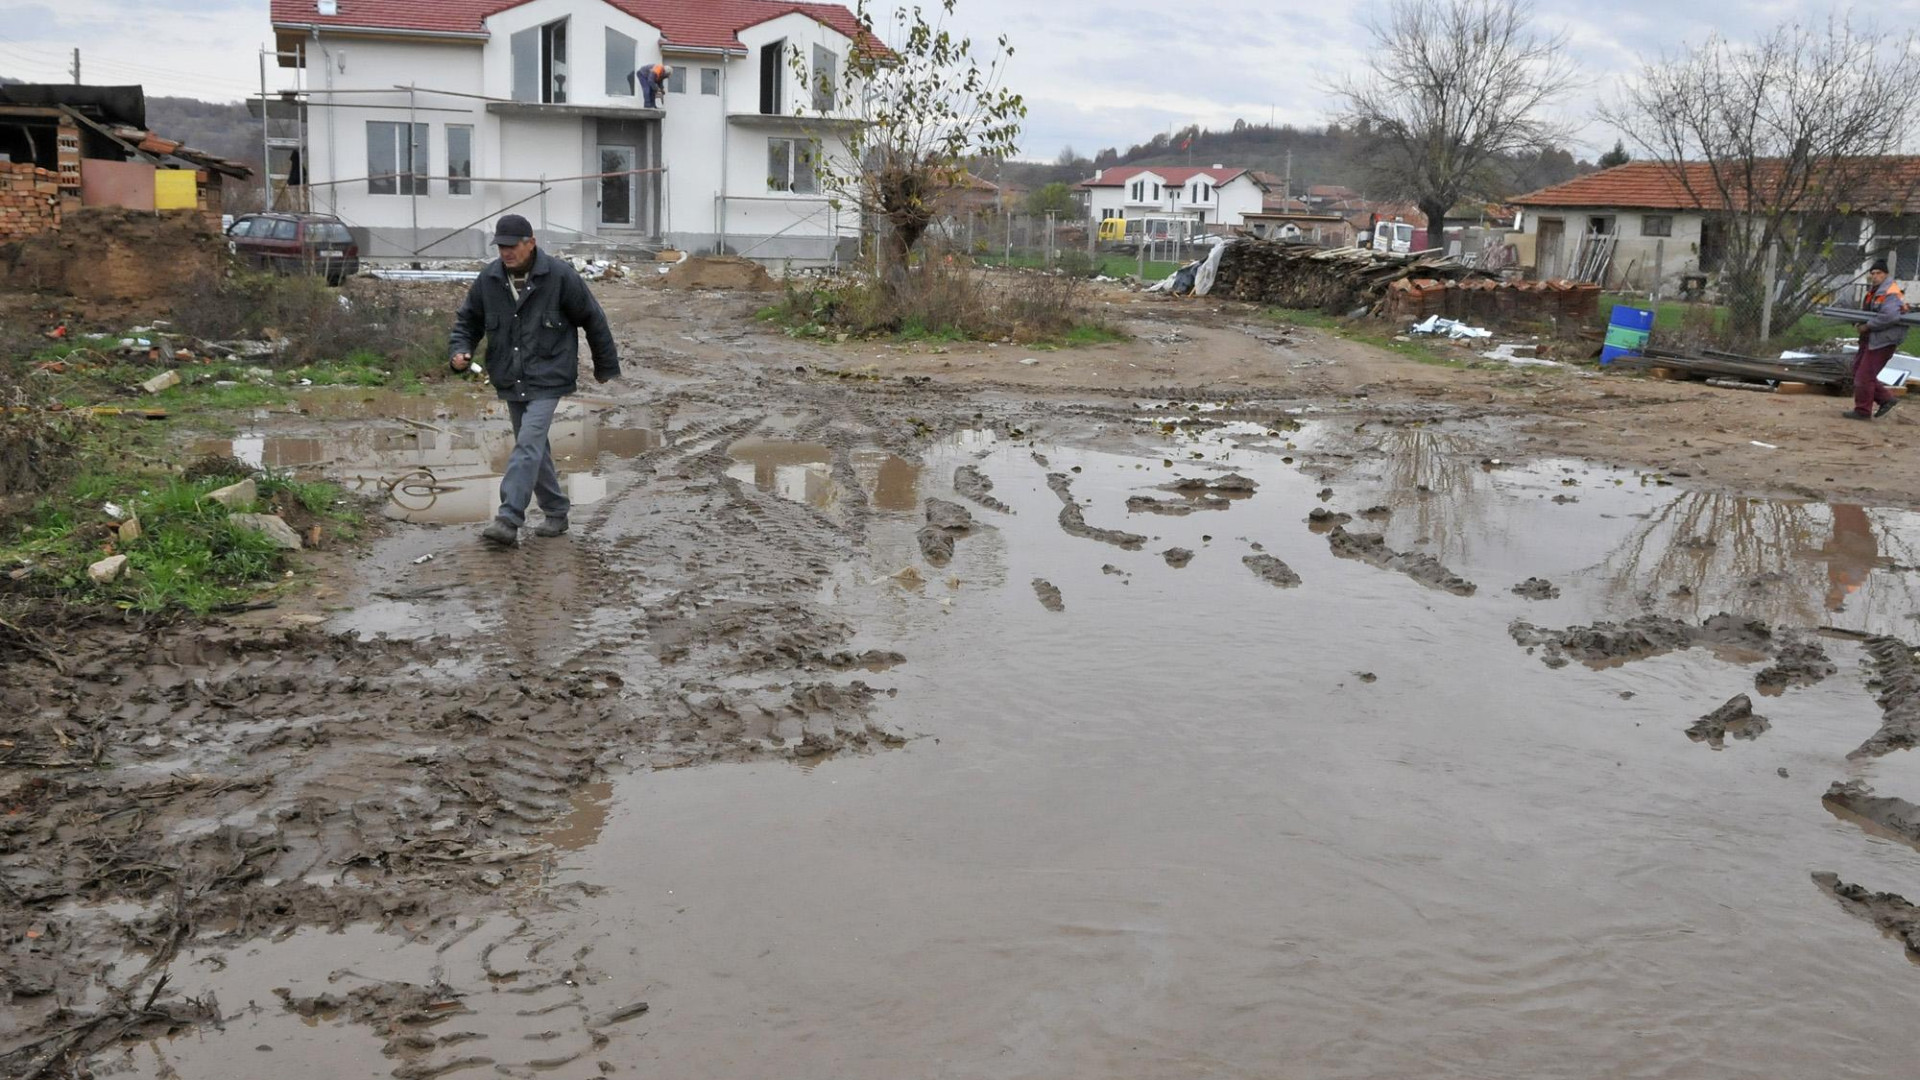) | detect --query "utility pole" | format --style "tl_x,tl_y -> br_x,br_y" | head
70,48 -> 80,84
